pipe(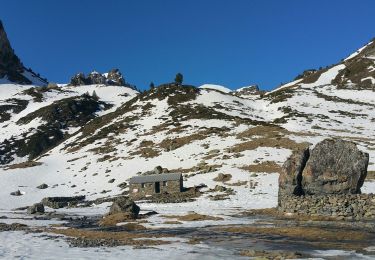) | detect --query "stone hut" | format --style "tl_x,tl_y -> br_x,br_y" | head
129,173 -> 183,196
